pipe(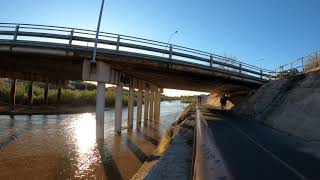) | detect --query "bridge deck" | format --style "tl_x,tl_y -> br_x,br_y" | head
0,23 -> 273,92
